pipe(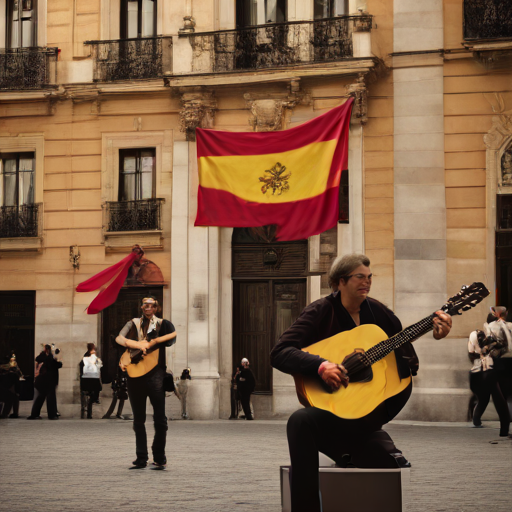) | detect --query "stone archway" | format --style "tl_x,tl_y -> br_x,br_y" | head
484,111 -> 512,306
